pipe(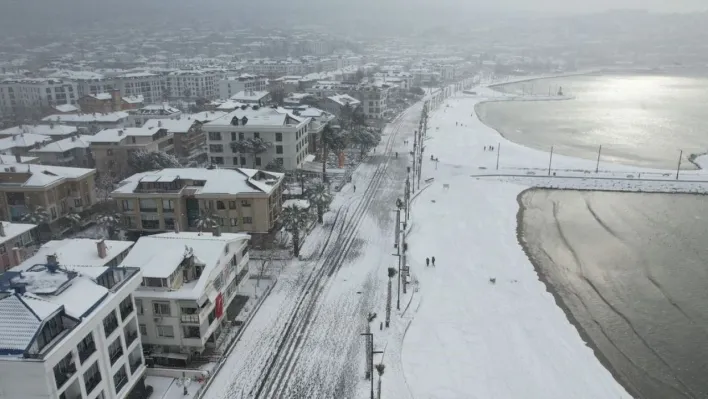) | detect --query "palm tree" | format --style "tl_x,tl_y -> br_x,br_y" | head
306,181 -> 332,224
386,267 -> 397,327
230,139 -> 251,166
195,209 -> 218,232
22,206 -> 51,240
281,205 -> 311,258
247,137 -> 273,168
66,212 -> 83,235
375,363 -> 385,399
